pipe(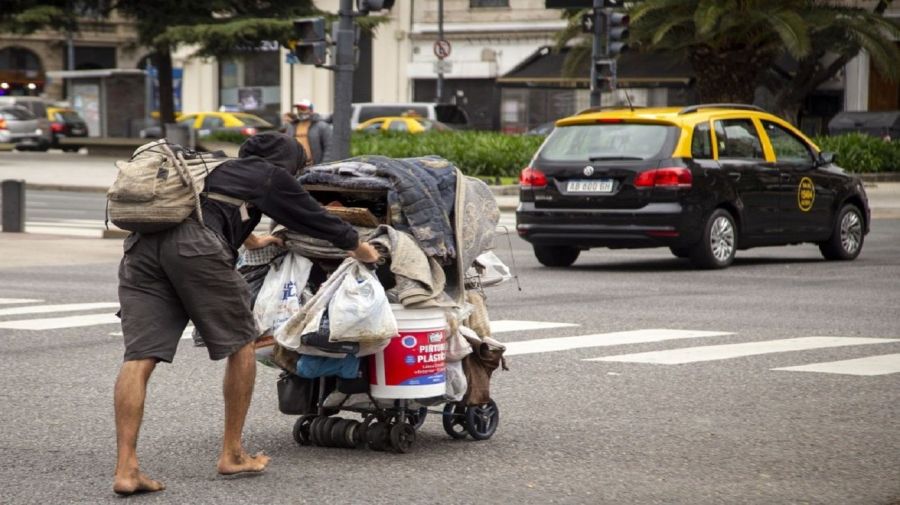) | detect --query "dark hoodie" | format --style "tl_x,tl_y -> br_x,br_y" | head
201,132 -> 358,256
